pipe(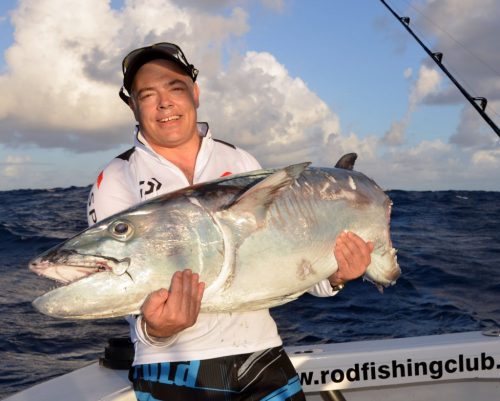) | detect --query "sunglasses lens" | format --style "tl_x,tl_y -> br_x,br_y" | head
123,43 -> 184,73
